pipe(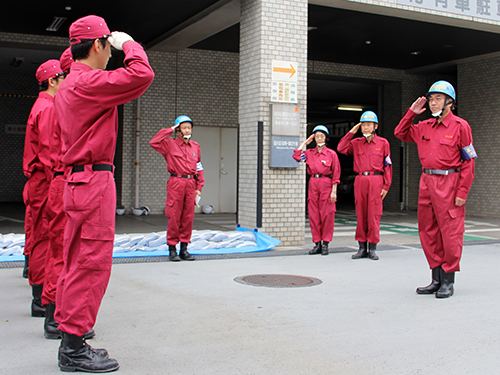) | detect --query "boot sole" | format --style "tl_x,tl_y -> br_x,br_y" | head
59,364 -> 120,373
45,331 -> 61,340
